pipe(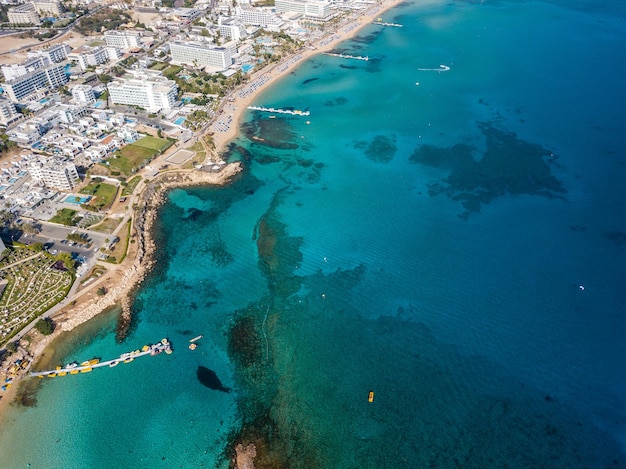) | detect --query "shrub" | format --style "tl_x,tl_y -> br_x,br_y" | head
35,318 -> 54,335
